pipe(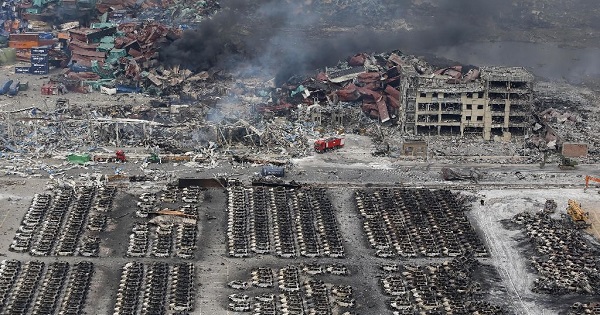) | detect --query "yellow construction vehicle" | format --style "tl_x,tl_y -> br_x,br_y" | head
564,199 -> 591,229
